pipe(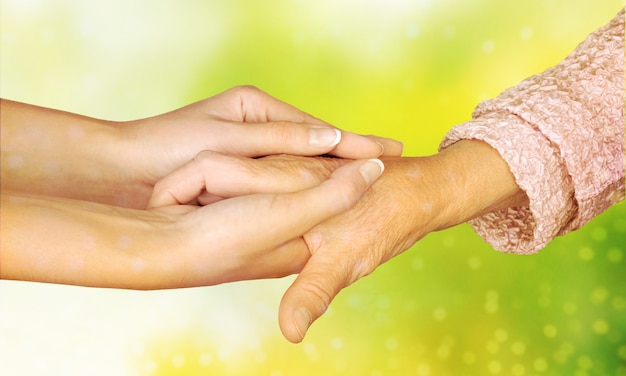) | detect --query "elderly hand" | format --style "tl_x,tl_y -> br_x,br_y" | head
279,141 -> 528,342
149,141 -> 527,342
